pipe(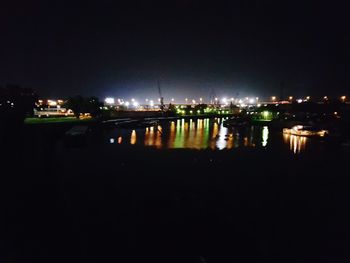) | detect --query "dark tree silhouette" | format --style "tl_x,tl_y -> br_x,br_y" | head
64,96 -> 102,118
